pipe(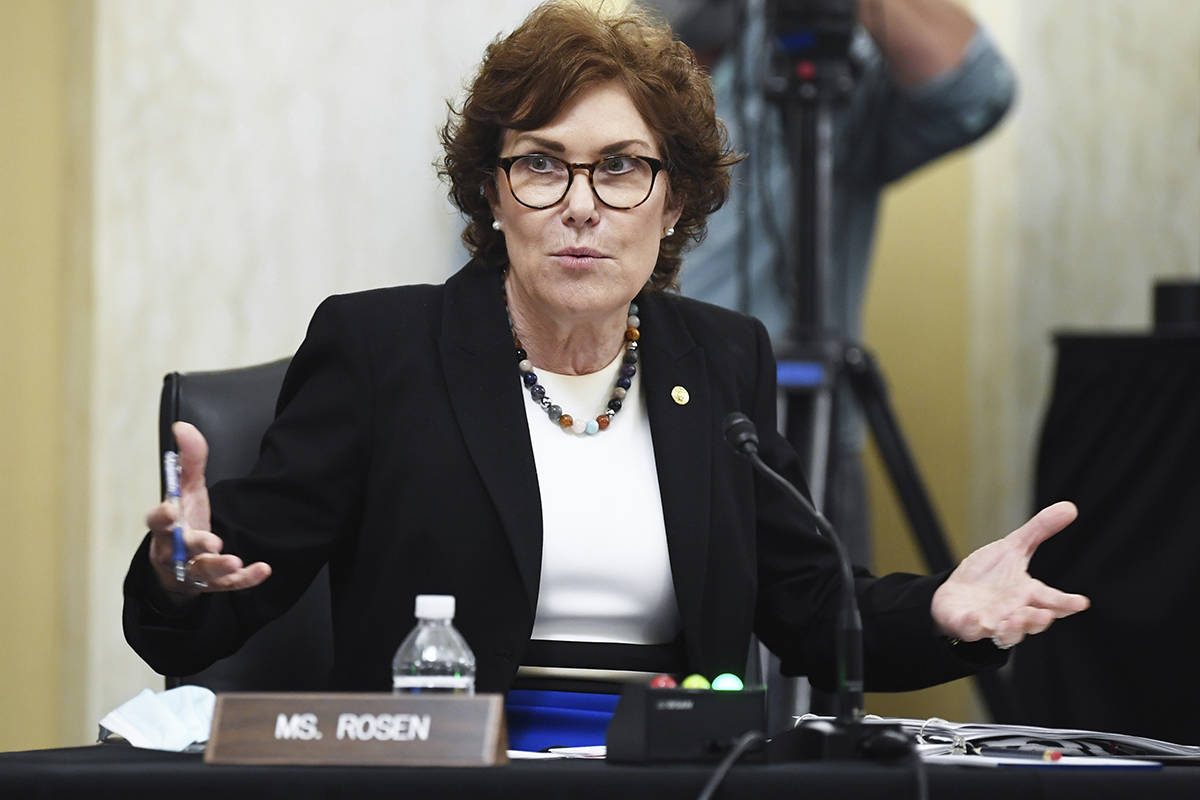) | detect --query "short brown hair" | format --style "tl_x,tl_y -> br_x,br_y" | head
439,1 -> 740,291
